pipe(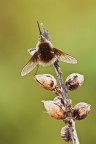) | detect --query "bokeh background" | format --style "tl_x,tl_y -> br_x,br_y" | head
0,0 -> 96,144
